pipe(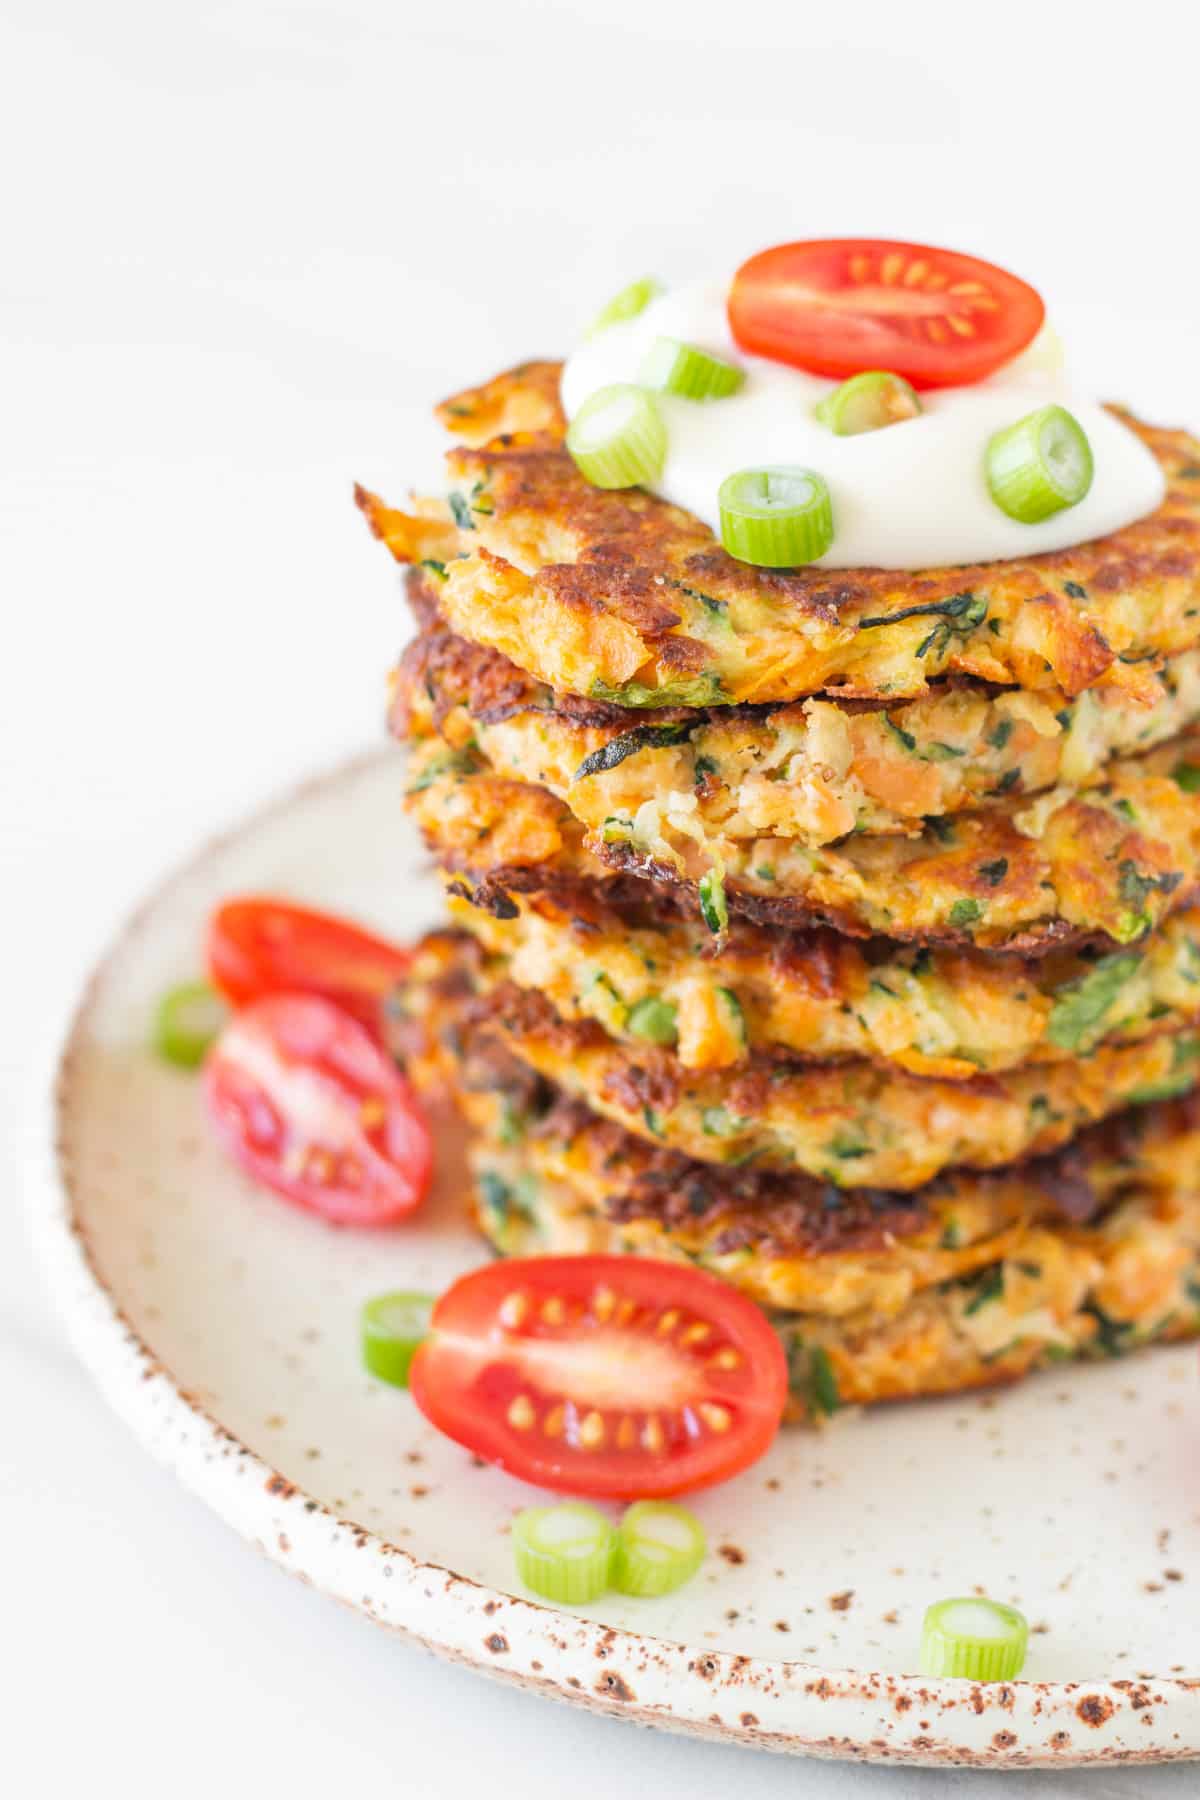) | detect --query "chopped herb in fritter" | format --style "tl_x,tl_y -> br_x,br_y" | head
591,674 -> 726,708
963,1266 -> 1005,1316
1082,1301 -> 1135,1356
855,592 -> 989,659
573,722 -> 693,781
1118,859 -> 1183,912
701,1105 -> 743,1138
667,580 -> 728,619
1046,952 -> 1141,1051
884,714 -> 917,753
698,869 -> 728,935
